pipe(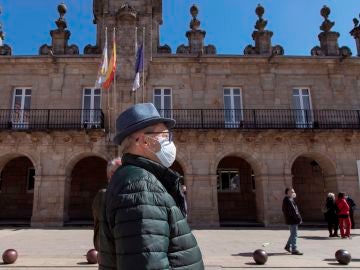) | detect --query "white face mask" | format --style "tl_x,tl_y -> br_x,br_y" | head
149,137 -> 177,168
292,193 -> 297,199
